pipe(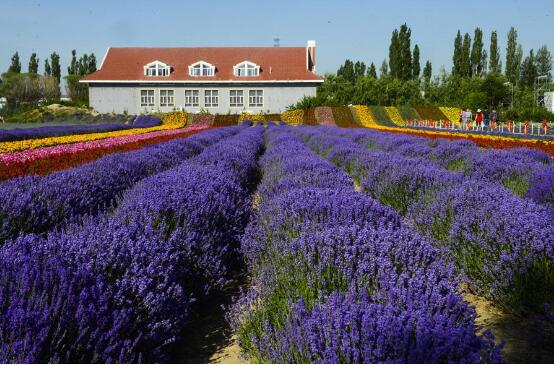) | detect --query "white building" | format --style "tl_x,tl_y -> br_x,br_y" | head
80,41 -> 323,115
